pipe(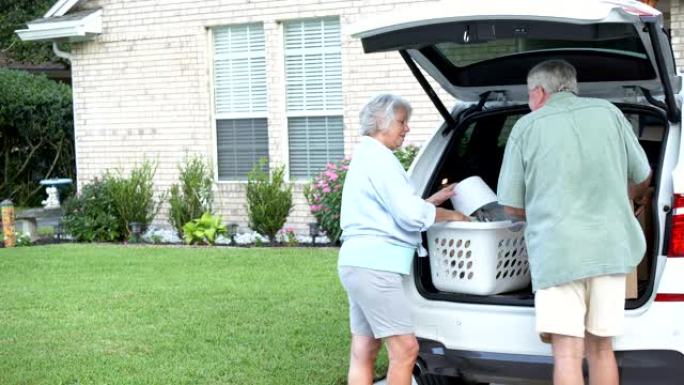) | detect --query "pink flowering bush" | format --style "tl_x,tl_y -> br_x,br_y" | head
276,226 -> 298,246
303,158 -> 350,244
